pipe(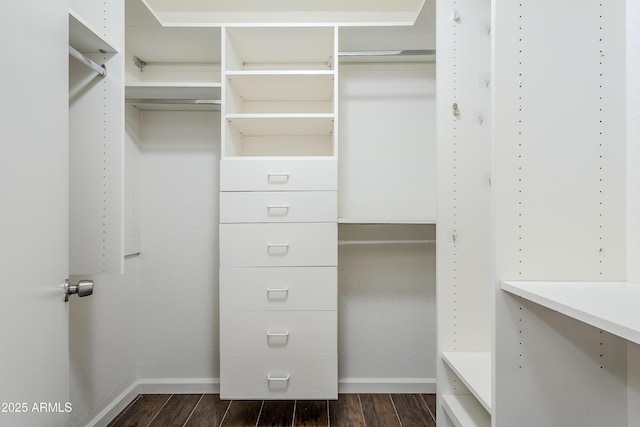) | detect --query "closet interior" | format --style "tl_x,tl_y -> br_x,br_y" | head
63,0 -> 640,425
